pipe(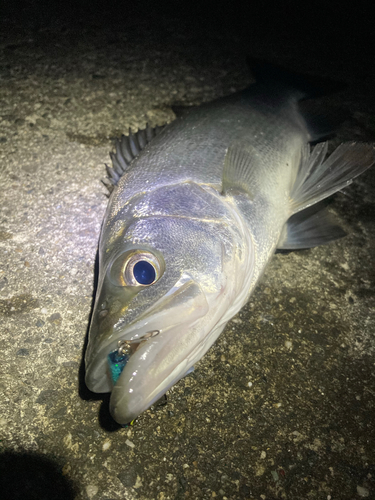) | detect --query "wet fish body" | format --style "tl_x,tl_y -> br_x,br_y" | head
85,63 -> 374,424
